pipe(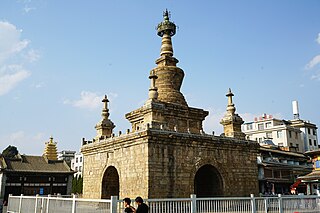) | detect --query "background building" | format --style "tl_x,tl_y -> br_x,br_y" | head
58,150 -> 76,167
243,101 -> 318,153
297,150 -> 320,195
243,114 -> 304,152
71,153 -> 83,178
0,137 -> 73,203
257,141 -> 311,195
